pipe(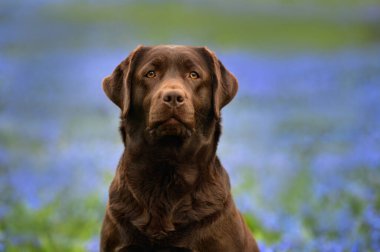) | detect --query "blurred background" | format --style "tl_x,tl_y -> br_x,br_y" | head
1,0 -> 380,251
